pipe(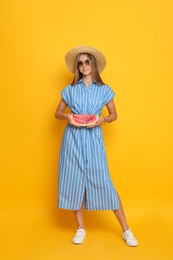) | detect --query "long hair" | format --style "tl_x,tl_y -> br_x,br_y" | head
71,53 -> 105,86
